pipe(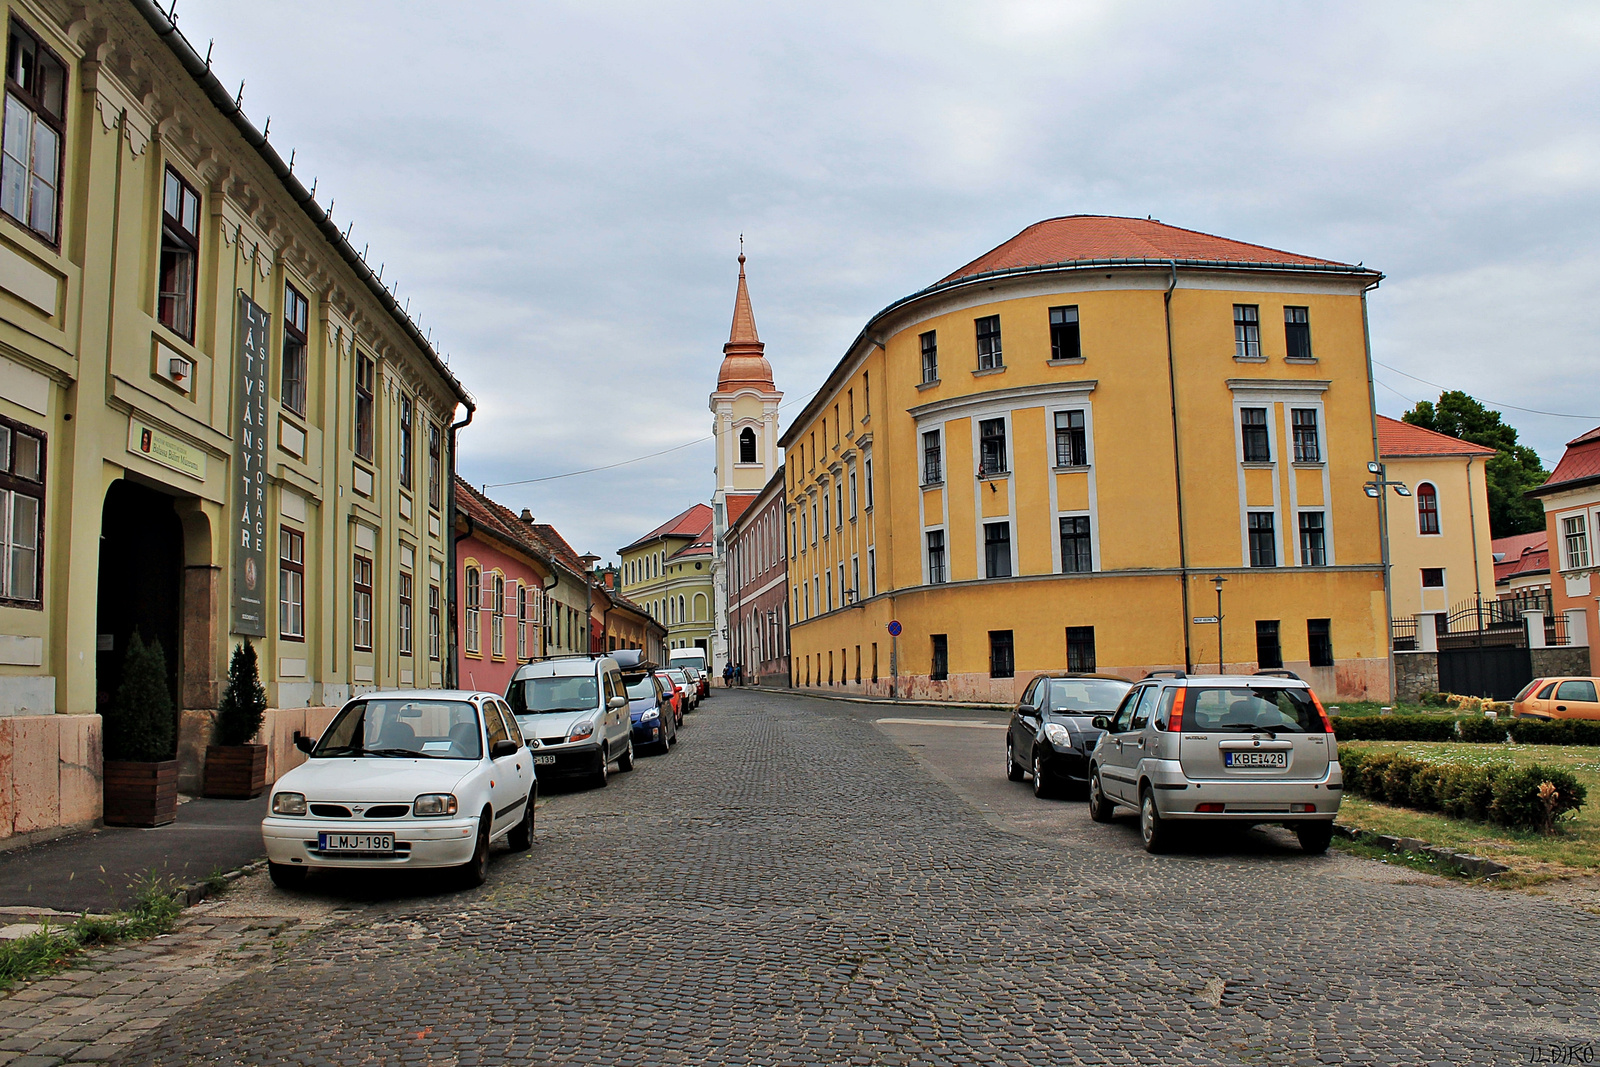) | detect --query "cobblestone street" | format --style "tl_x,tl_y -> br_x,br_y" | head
22,690 -> 1599,1065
